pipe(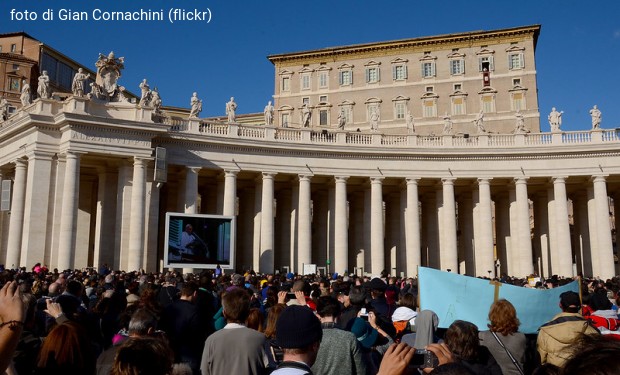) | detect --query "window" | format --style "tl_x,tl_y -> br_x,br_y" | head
366,104 -> 380,121
301,73 -> 311,90
511,92 -> 526,111
512,78 -> 521,87
508,53 -> 524,70
452,97 -> 465,115
425,86 -> 434,93
319,95 -> 328,103
10,44 -> 16,53
319,109 -> 328,126
302,97 -> 310,105
423,100 -> 436,118
319,71 -> 328,88
281,76 -> 290,92
339,103 -> 354,125
453,84 -> 462,91
422,62 -> 436,78
365,67 -> 380,83
57,62 -> 73,89
41,53 -> 58,83
281,113 -> 290,127
339,70 -> 352,86
450,59 -> 465,75
9,77 -> 20,92
394,102 -> 406,119
393,65 -> 407,80
481,95 -> 495,113
478,56 -> 495,71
